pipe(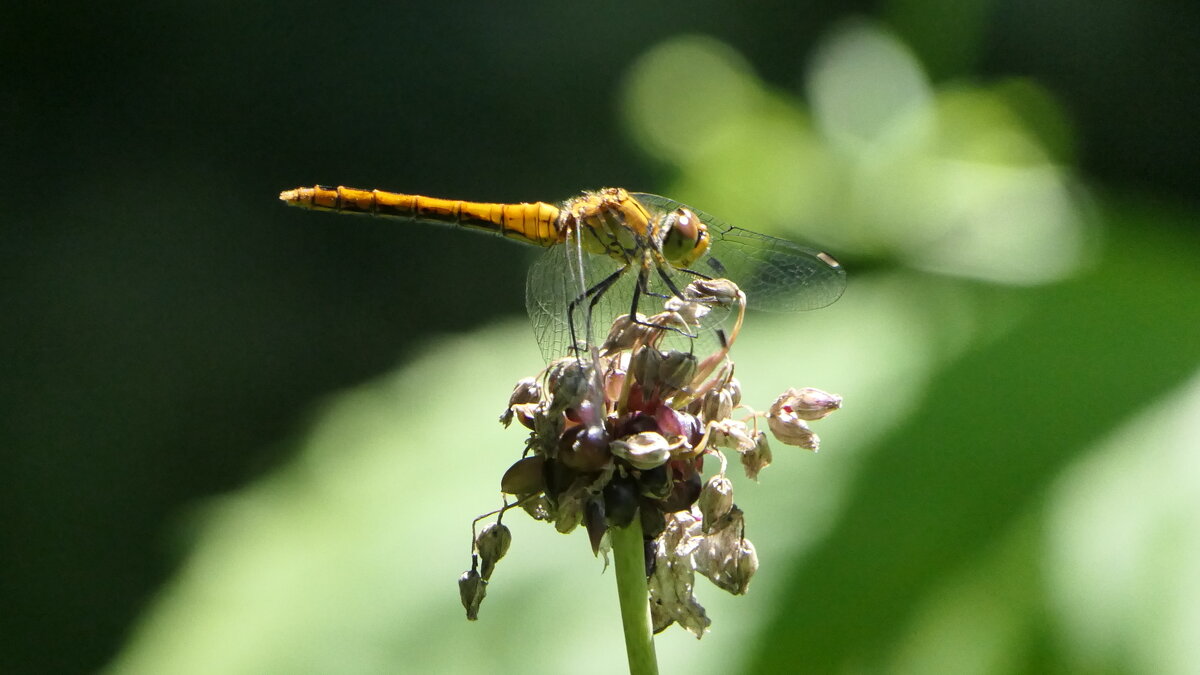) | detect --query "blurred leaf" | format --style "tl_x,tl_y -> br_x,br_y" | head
746,200 -> 1200,673
621,27 -> 1092,285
